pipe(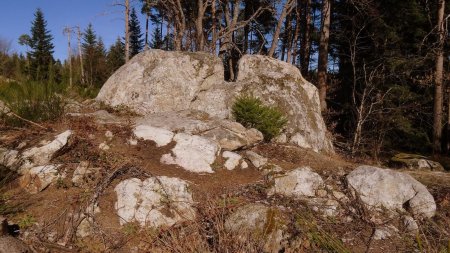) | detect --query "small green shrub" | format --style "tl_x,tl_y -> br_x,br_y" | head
18,214 -> 36,229
0,80 -> 65,126
232,95 -> 287,141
